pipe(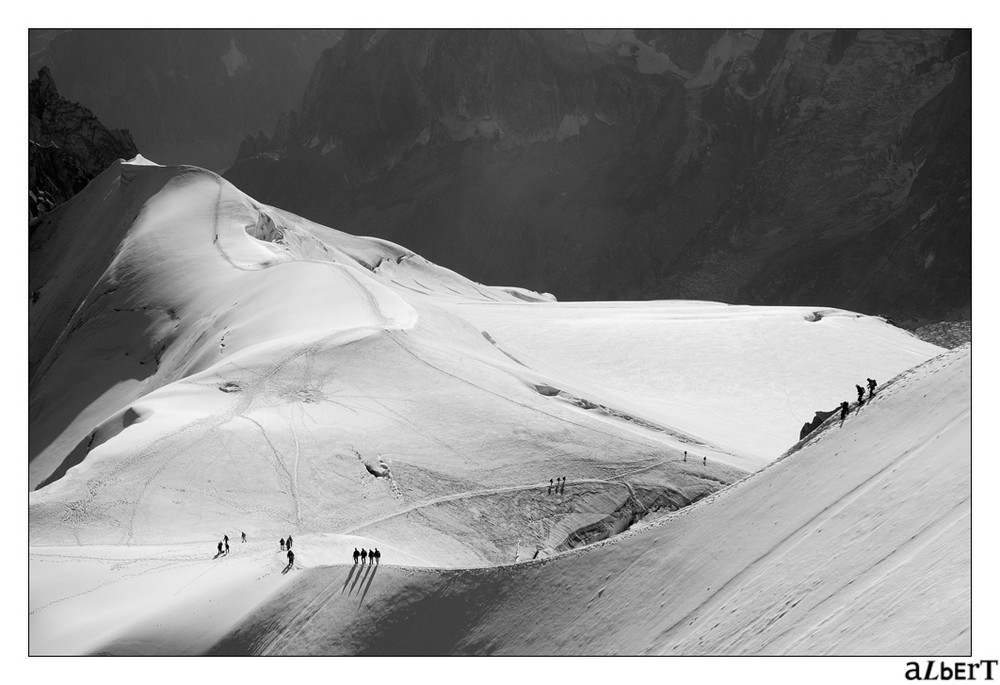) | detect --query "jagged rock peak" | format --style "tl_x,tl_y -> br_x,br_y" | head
29,67 -> 139,219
